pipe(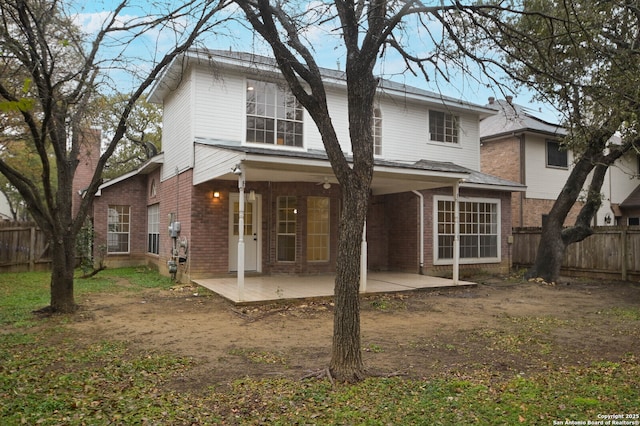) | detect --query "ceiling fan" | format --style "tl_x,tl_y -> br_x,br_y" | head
316,177 -> 332,190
